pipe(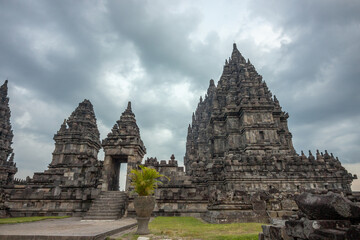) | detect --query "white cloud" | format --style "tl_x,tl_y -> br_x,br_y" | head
238,20 -> 291,52
99,56 -> 145,107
